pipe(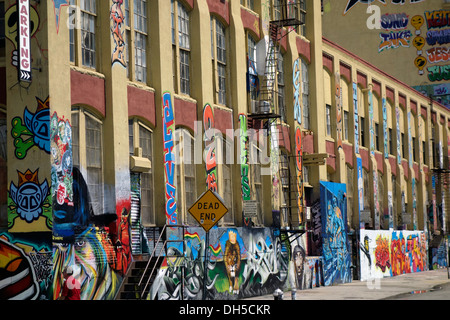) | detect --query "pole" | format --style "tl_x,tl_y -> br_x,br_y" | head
202,231 -> 209,300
